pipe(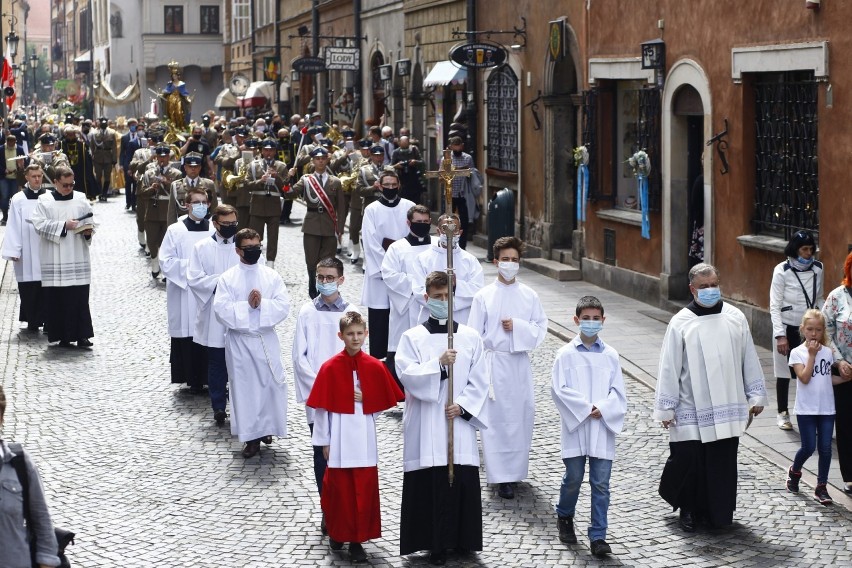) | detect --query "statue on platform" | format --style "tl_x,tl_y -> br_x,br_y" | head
159,60 -> 192,130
